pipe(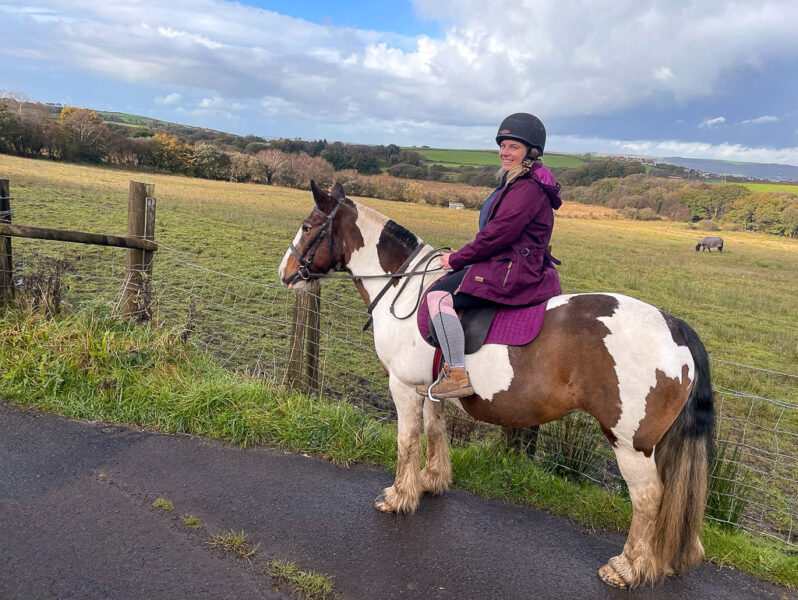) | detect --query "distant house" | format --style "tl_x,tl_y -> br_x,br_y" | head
448,202 -> 464,210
